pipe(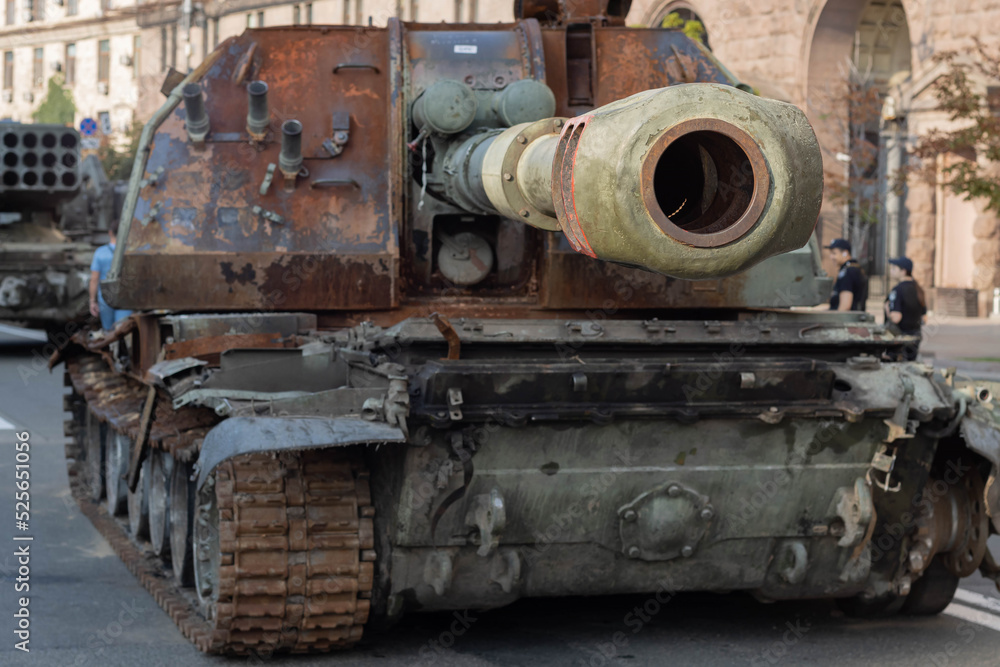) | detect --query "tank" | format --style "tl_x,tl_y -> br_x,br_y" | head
0,122 -> 124,332
57,2 -> 1000,656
